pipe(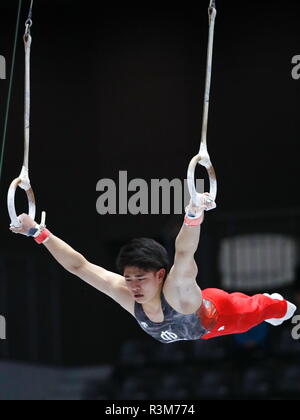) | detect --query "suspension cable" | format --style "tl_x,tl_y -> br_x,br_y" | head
7,0 -> 45,229
187,0 -> 217,207
0,0 -> 23,185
